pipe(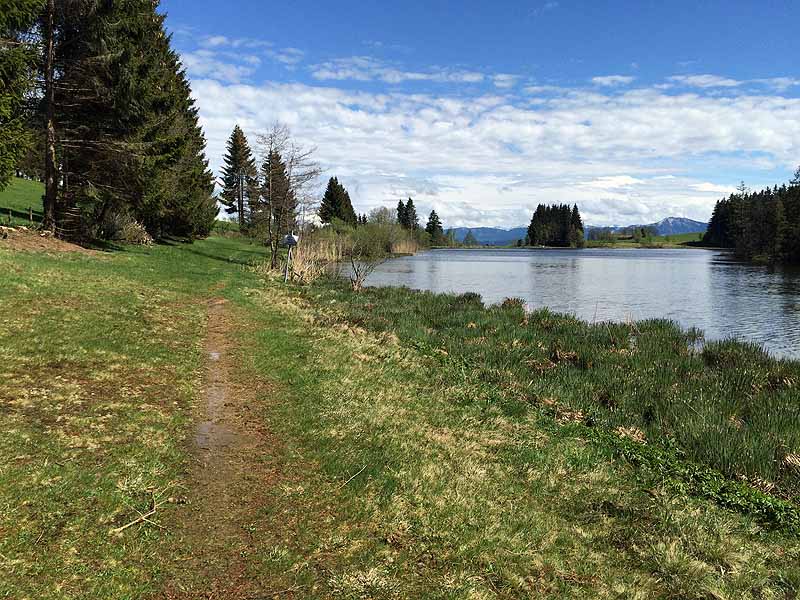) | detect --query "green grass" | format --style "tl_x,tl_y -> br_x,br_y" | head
586,232 -> 706,249
0,177 -> 44,227
306,282 -> 800,503
1,234 -> 798,598
233,276 -> 800,598
0,236 -> 268,598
